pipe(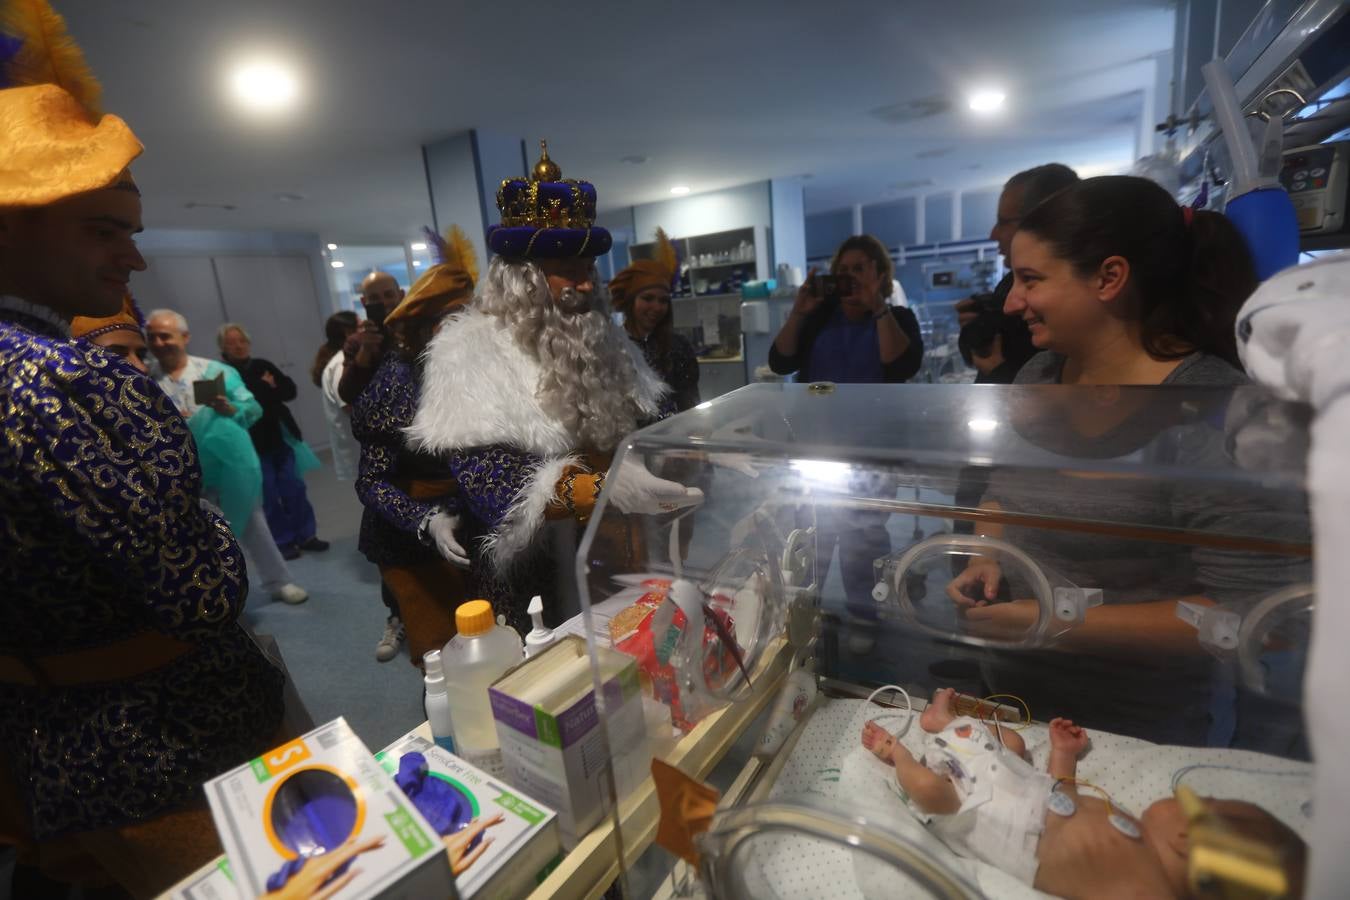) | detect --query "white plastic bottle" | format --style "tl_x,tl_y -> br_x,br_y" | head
422,649 -> 456,754
523,595 -> 557,659
442,599 -> 524,775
